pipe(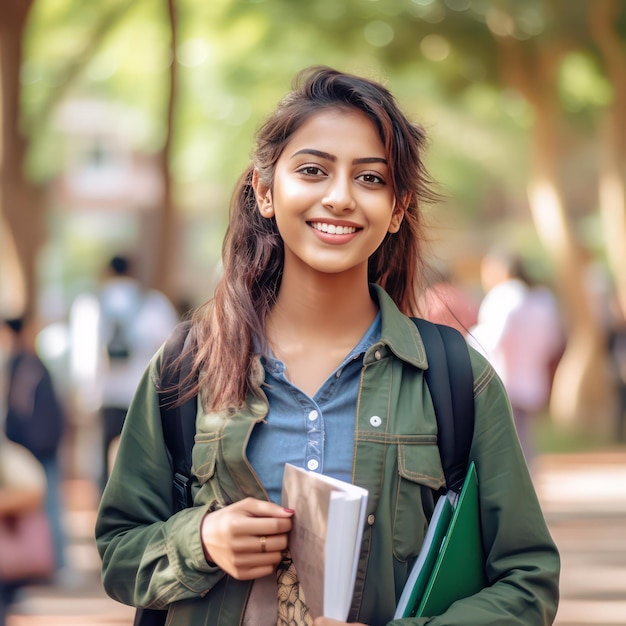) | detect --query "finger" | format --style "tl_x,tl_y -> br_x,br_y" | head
254,533 -> 289,555
229,514 -> 293,540
227,531 -> 289,556
229,562 -> 277,581
226,550 -> 286,580
233,550 -> 285,569
235,497 -> 295,519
